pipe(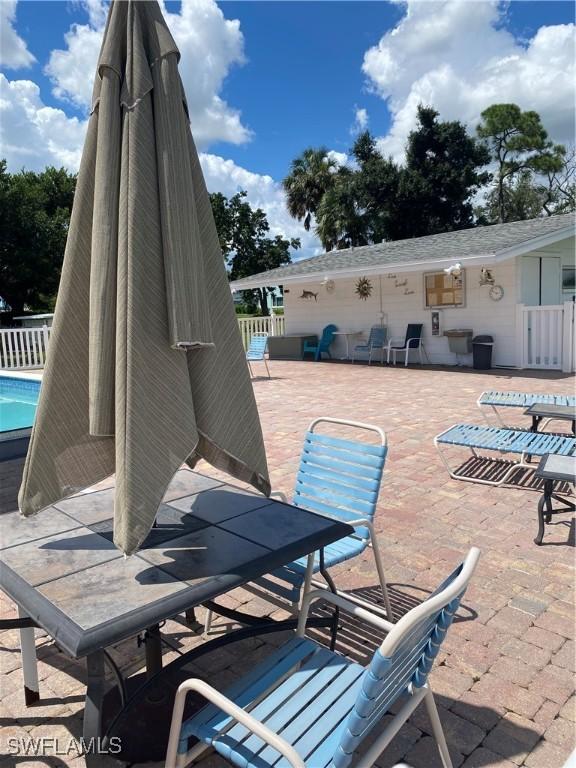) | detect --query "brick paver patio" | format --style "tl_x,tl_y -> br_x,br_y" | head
1,361 -> 574,768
